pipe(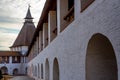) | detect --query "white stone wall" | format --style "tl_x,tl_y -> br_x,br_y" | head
0,56 -> 27,75
0,63 -> 24,75
21,46 -> 28,55
28,0 -> 120,80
